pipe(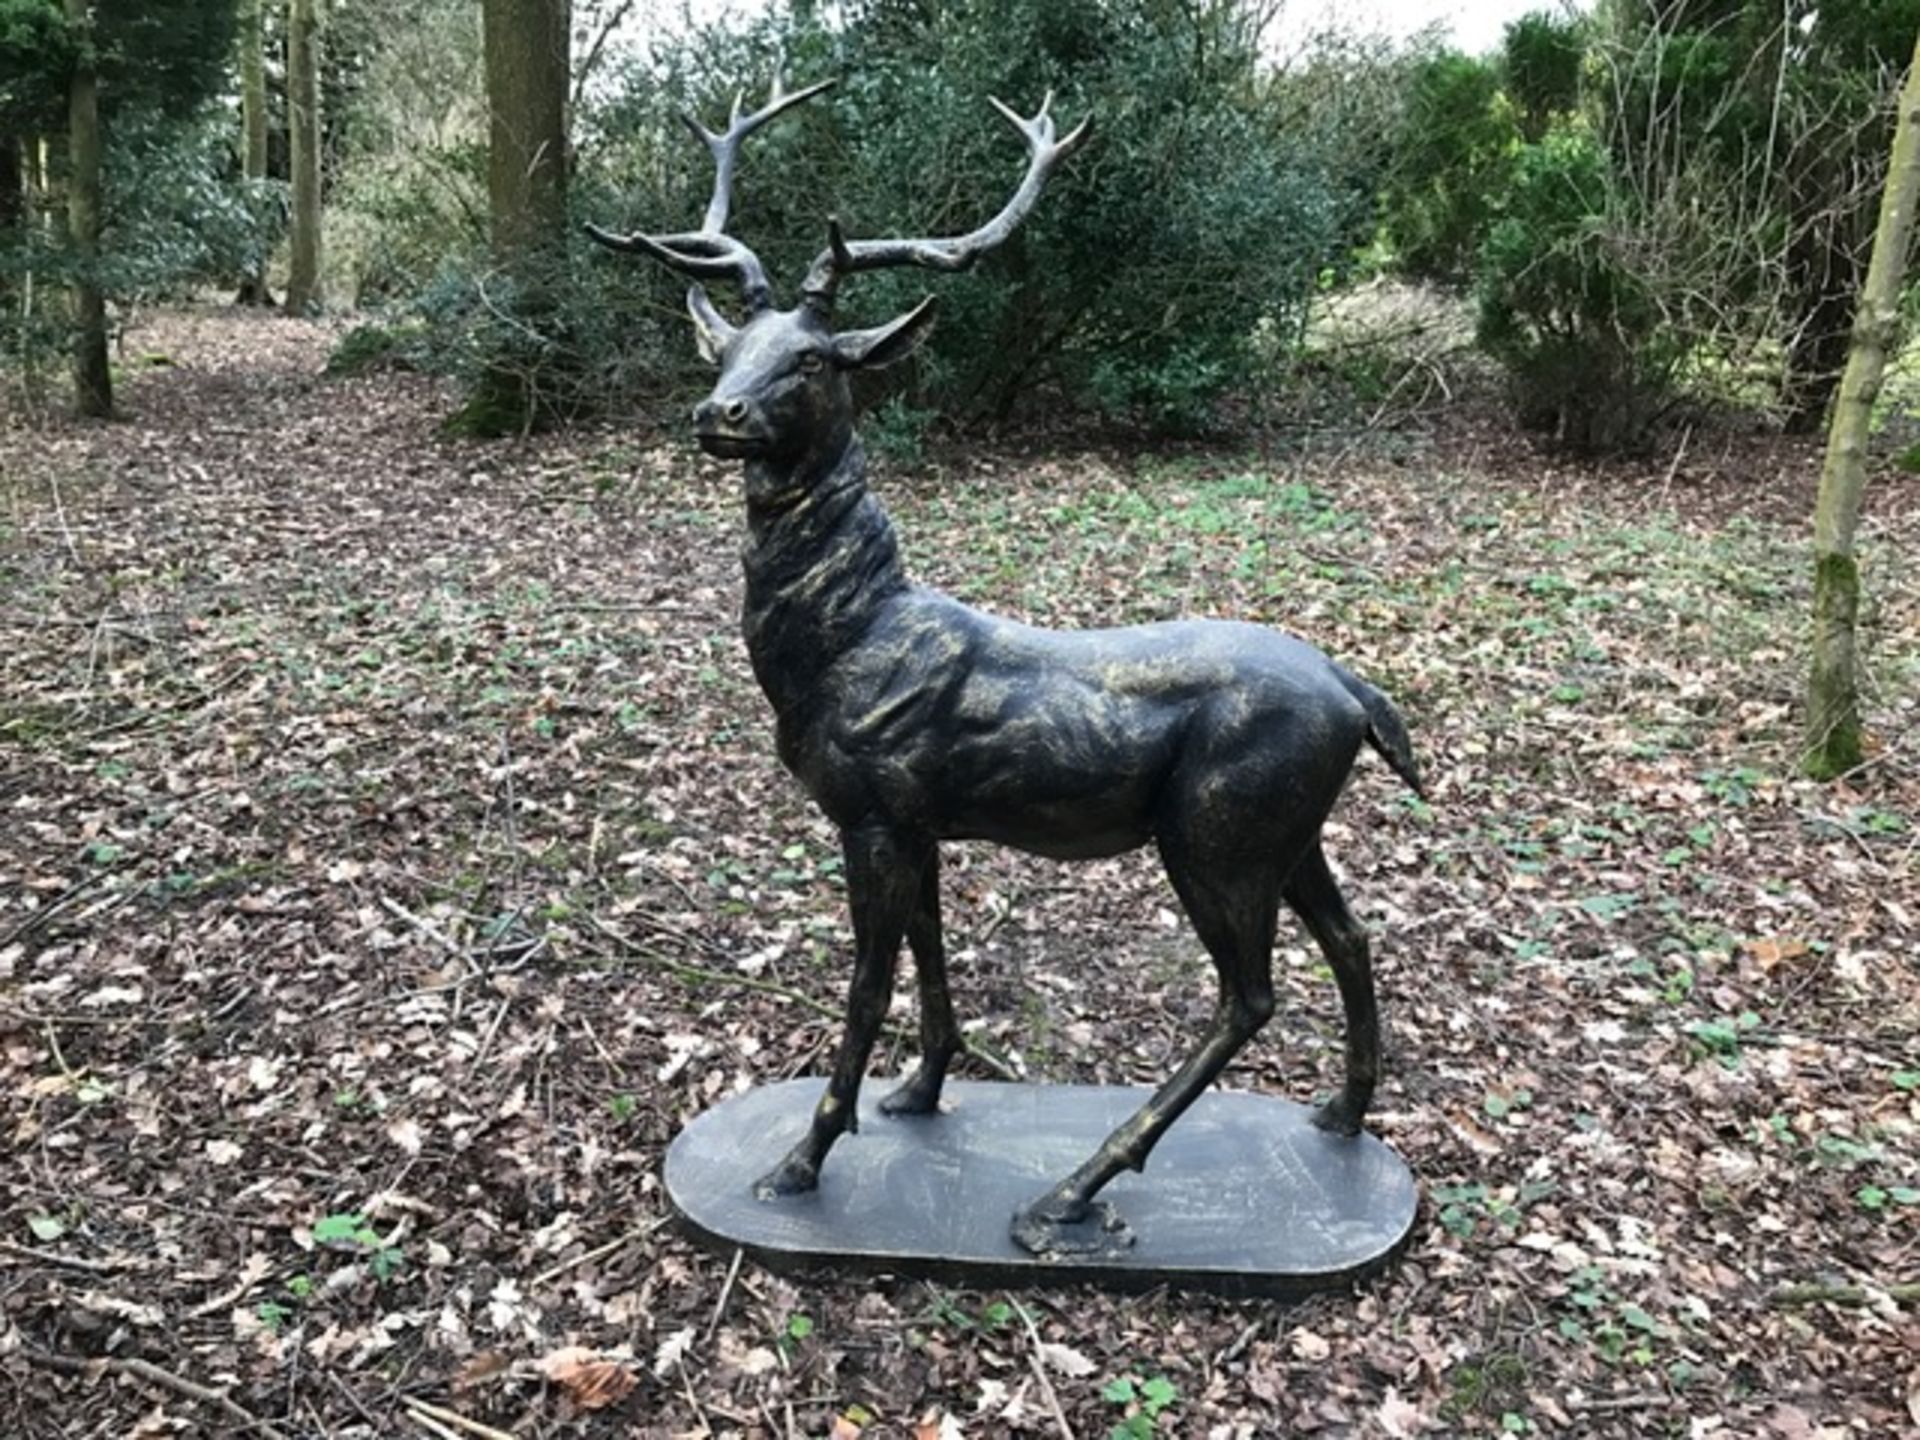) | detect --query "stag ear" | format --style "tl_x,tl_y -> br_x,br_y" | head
830,296 -> 937,371
687,286 -> 737,366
